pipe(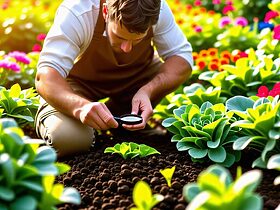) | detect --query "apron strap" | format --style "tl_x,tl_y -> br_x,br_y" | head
94,0 -> 106,37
